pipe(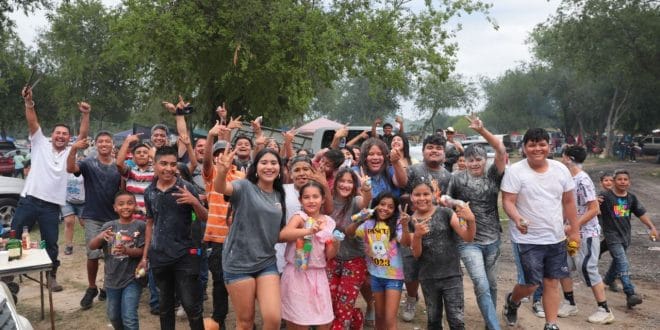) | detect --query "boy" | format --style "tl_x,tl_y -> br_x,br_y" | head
599,169 -> 657,308
138,146 -> 208,330
89,191 -> 145,330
